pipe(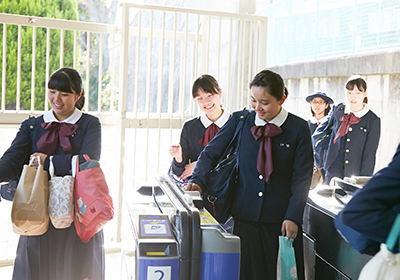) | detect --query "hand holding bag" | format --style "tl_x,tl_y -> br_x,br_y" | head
73,154 -> 114,243
358,214 -> 400,280
48,155 -> 76,229
202,109 -> 249,224
277,236 -> 298,280
11,156 -> 49,235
